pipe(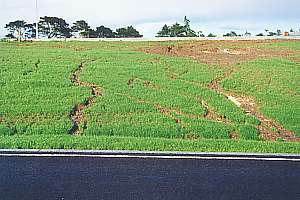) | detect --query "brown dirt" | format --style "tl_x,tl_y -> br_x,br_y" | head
69,61 -> 103,135
127,77 -> 160,90
140,40 -> 296,66
139,40 -> 300,141
229,132 -> 240,140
